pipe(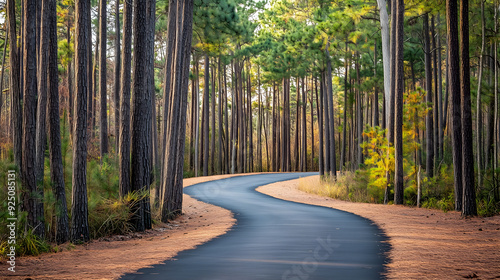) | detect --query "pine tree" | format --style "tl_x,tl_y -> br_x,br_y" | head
71,0 -> 91,243
47,0 -> 70,243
